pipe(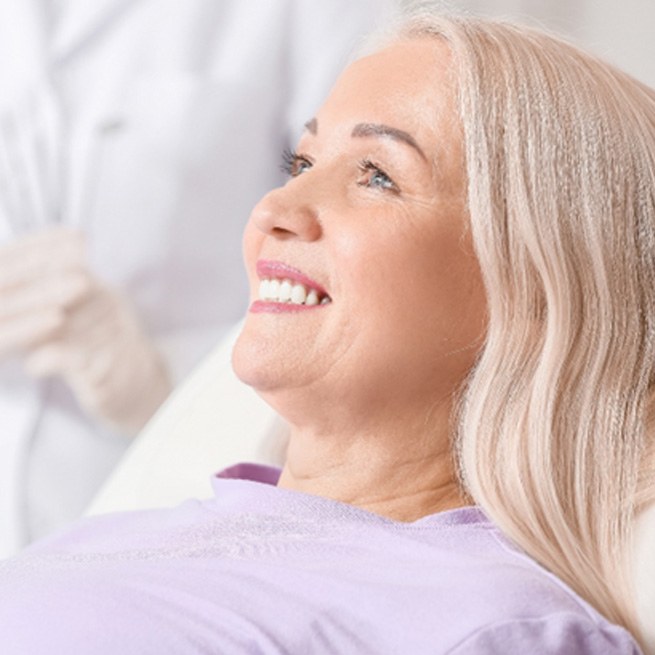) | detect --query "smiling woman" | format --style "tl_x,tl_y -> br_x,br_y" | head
233,39 -> 486,483
0,7 -> 653,655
